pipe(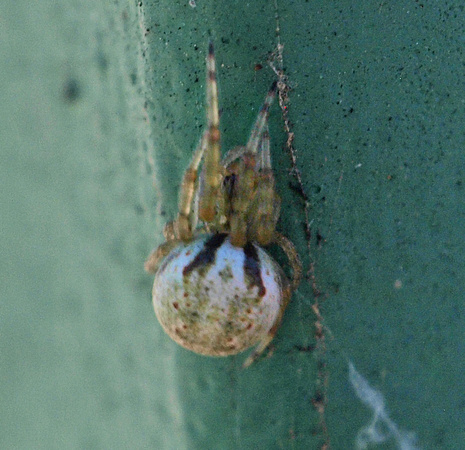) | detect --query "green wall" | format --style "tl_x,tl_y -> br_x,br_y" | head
2,0 -> 464,448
